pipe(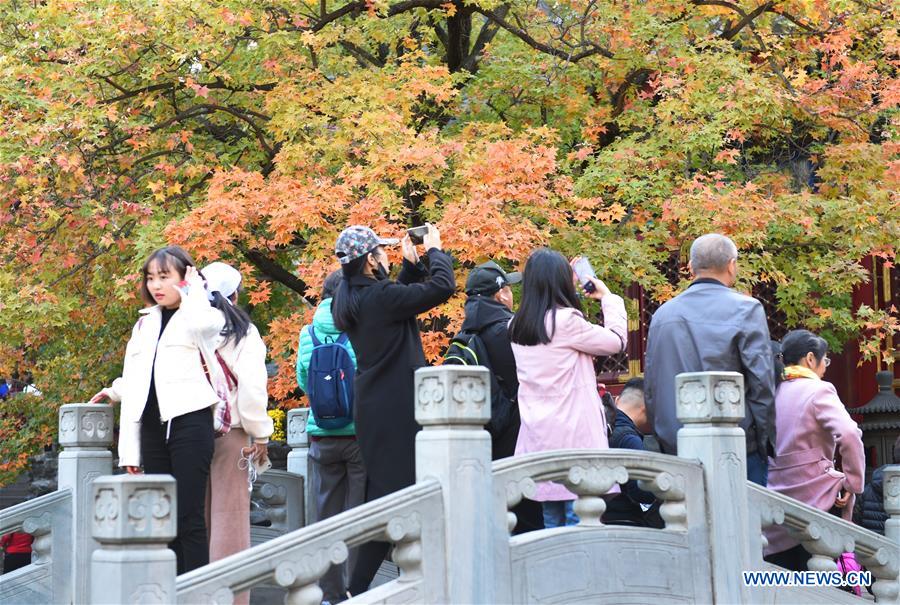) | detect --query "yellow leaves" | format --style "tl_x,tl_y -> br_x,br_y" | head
147,179 -> 166,202
441,2 -> 457,17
